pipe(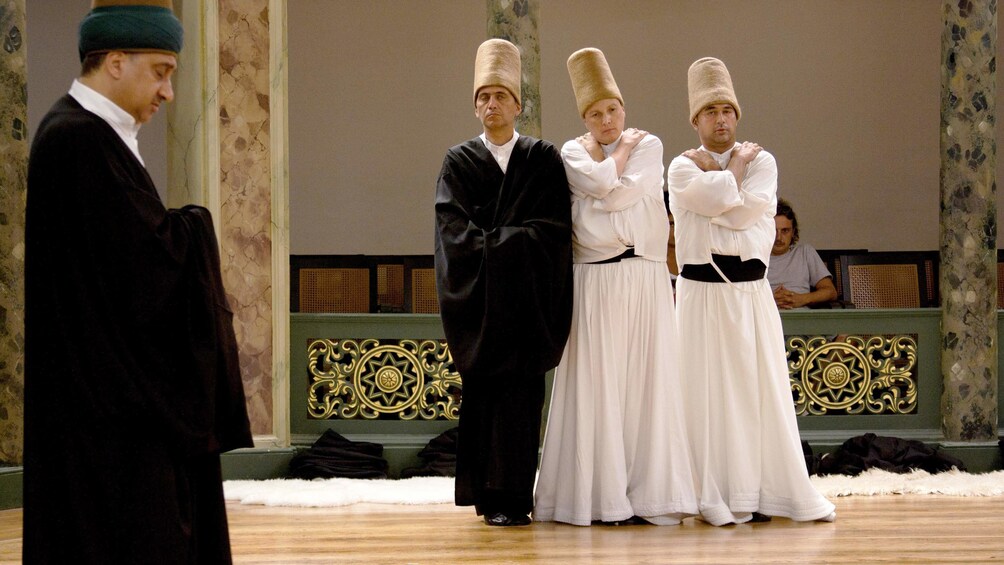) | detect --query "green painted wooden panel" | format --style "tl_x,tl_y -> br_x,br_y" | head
290,309 -> 999,448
